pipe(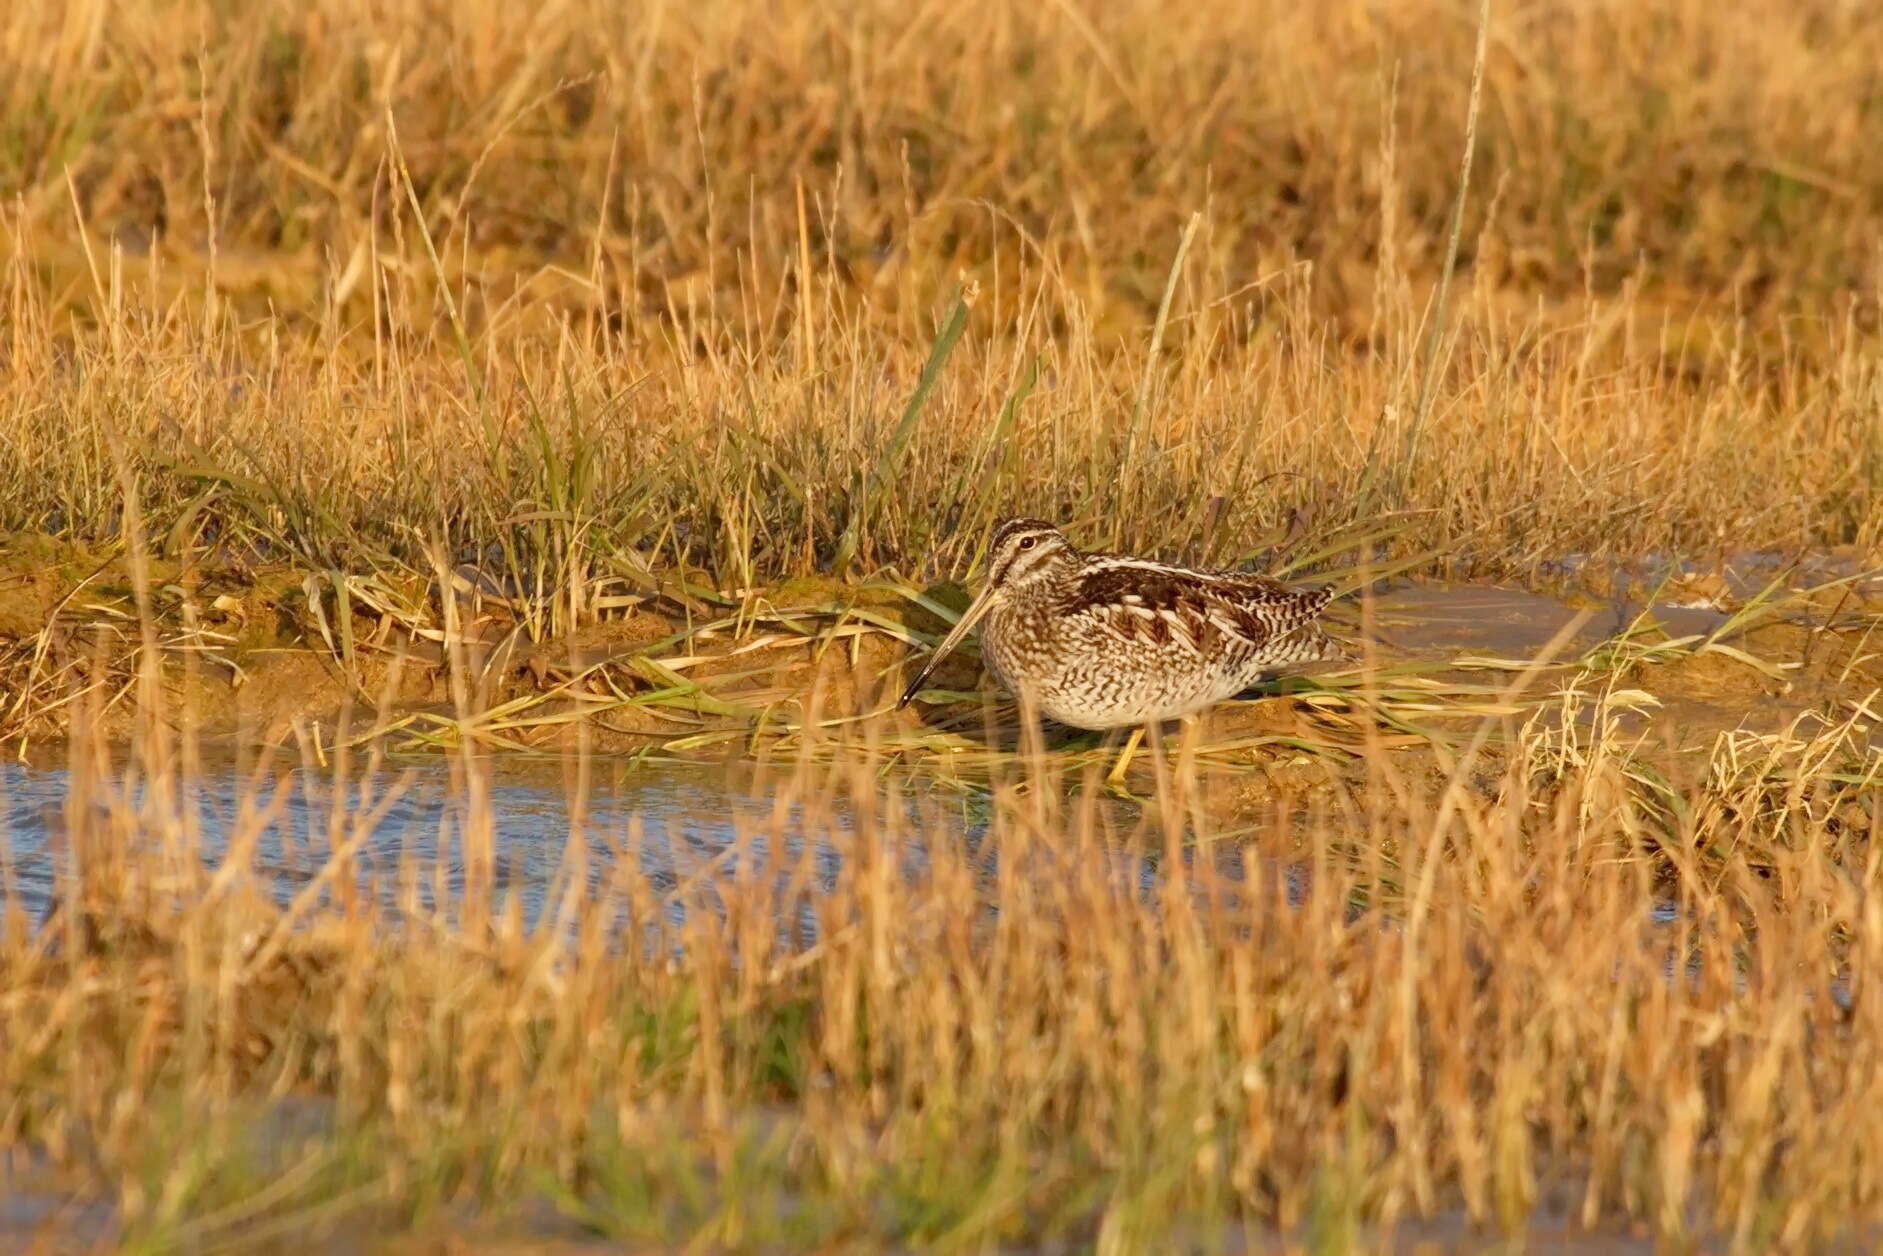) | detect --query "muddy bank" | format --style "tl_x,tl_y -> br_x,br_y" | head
5,533 -> 1881,772
0,533 -> 939,752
